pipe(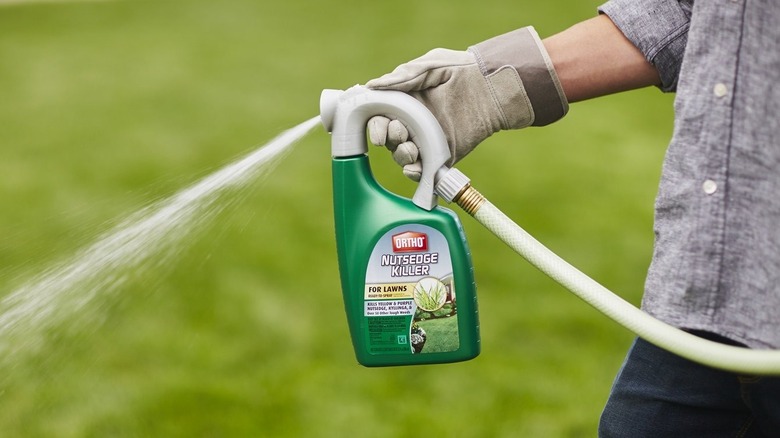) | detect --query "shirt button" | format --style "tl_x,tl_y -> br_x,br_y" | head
703,179 -> 718,195
714,83 -> 728,97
